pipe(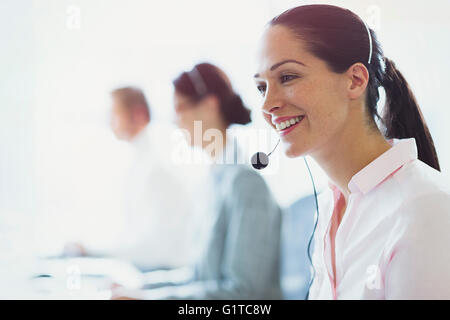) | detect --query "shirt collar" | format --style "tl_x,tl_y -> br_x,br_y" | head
345,138 -> 418,194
